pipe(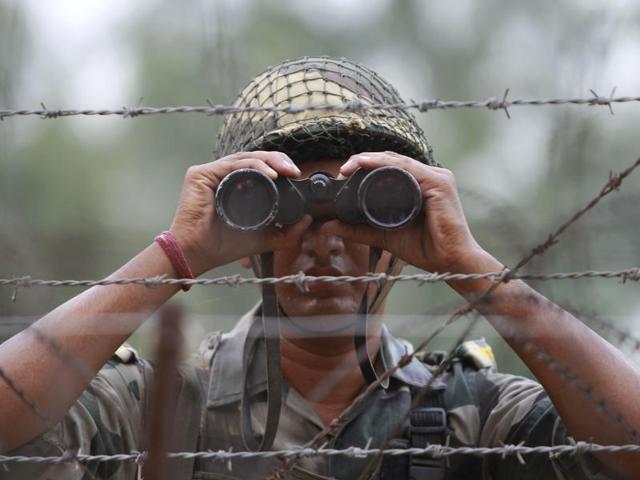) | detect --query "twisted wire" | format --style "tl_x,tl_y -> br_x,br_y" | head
1,442 -> 639,465
0,89 -> 637,120
1,267 -> 640,291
